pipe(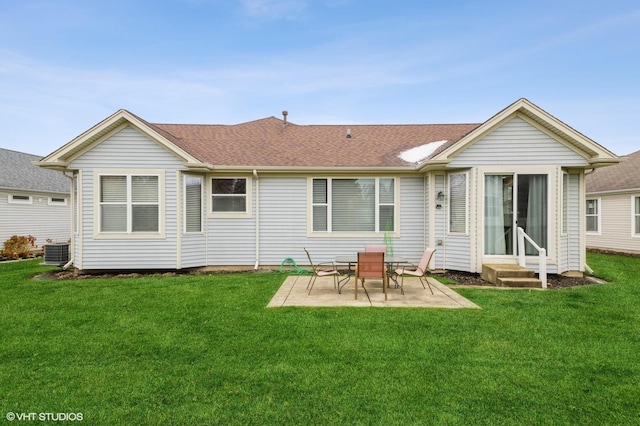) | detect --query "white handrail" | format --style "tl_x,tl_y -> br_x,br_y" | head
517,227 -> 547,289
